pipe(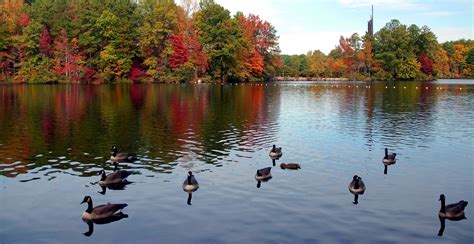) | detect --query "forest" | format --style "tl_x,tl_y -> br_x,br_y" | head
1,0 -> 473,83
280,22 -> 474,81
1,0 -> 281,83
